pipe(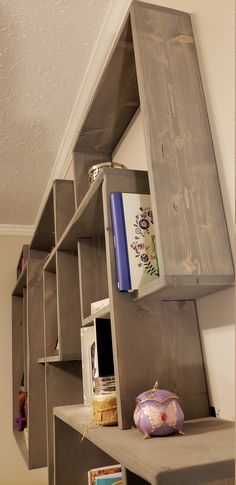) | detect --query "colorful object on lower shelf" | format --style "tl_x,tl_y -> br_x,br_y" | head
88,464 -> 121,485
16,390 -> 27,431
95,474 -> 122,485
134,381 -> 184,438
